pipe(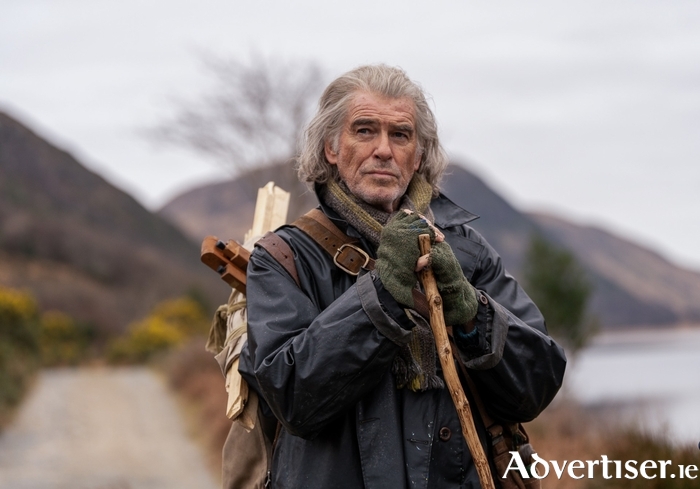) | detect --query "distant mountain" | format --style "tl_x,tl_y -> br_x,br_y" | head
440,165 -> 686,327
529,212 -> 700,326
159,159 -> 318,243
0,111 -> 227,333
439,164 -> 539,274
161,161 -> 700,328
